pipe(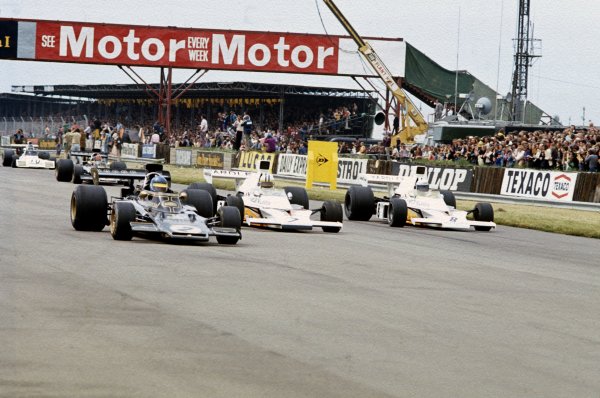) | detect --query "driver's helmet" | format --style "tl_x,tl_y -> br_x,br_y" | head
149,175 -> 169,192
415,180 -> 430,193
